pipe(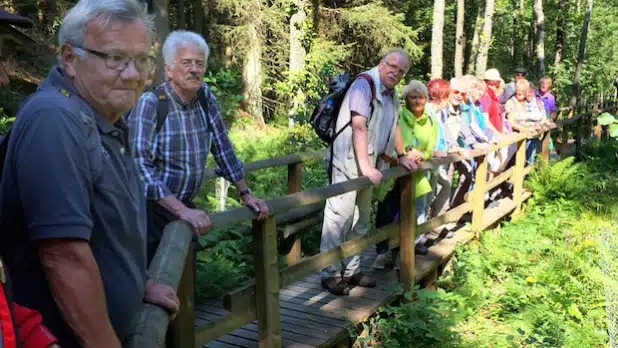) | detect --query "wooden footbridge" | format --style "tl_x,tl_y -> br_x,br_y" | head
125,100 -> 618,348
